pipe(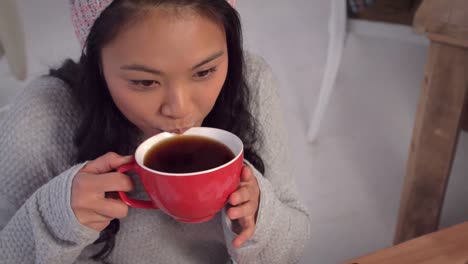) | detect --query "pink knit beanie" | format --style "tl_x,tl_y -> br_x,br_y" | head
70,0 -> 237,47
